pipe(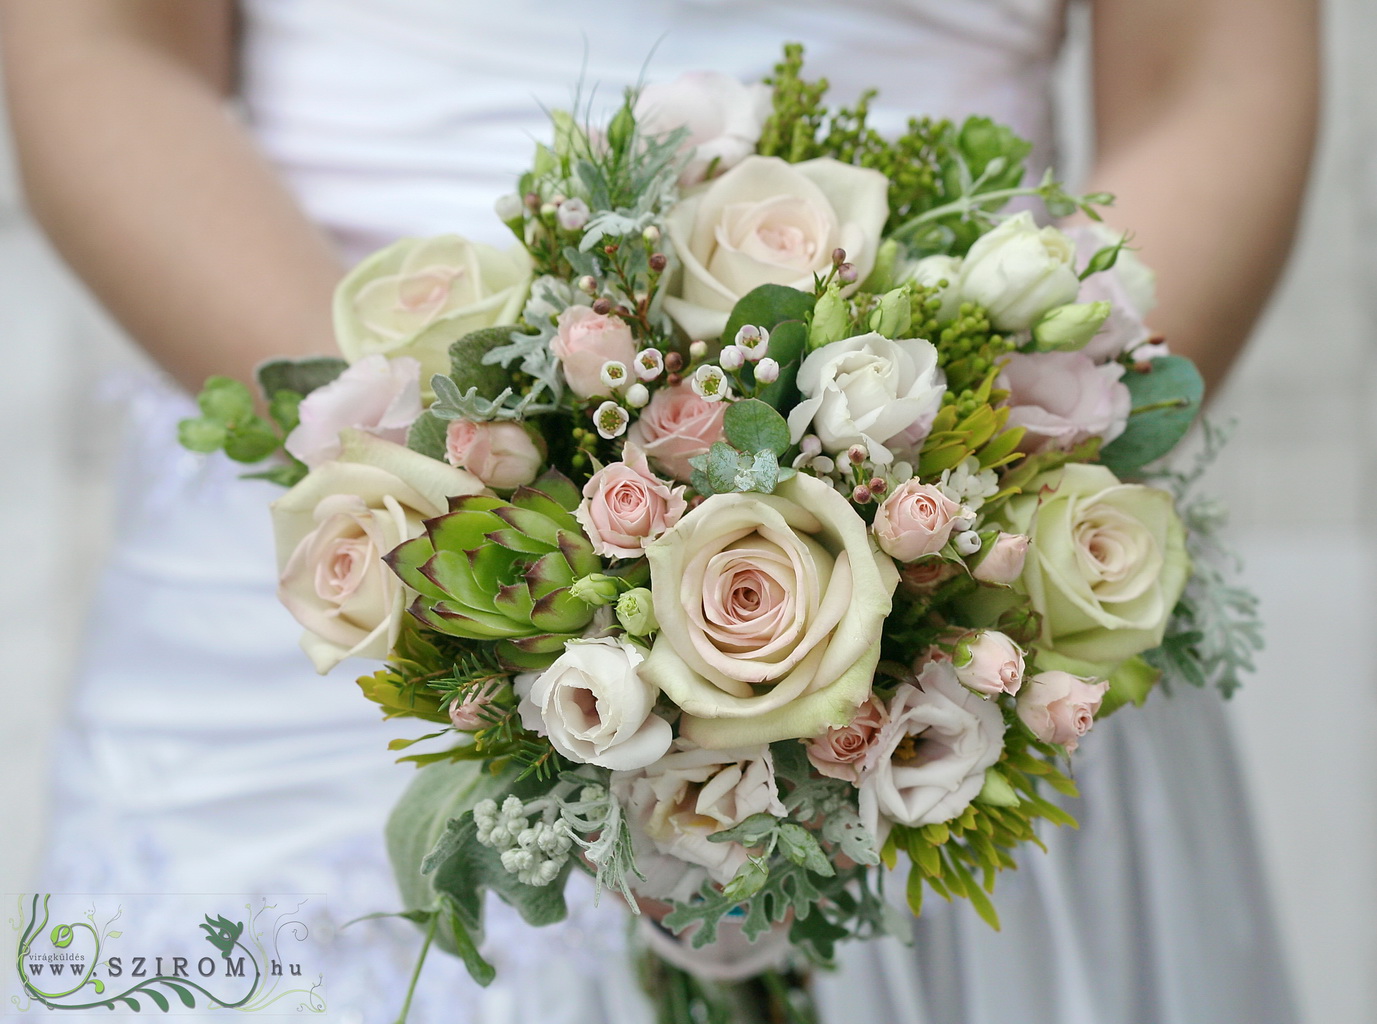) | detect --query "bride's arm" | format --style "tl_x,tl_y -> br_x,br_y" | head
1084,0 -> 1319,394
0,0 -> 344,393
